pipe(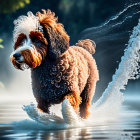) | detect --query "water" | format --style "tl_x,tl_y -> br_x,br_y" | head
0,2 -> 140,140
0,95 -> 140,140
